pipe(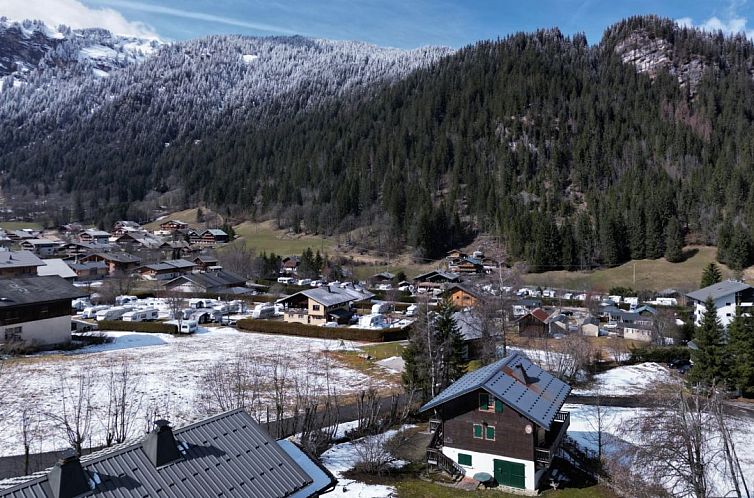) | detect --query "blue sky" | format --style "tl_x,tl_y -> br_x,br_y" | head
6,0 -> 754,47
